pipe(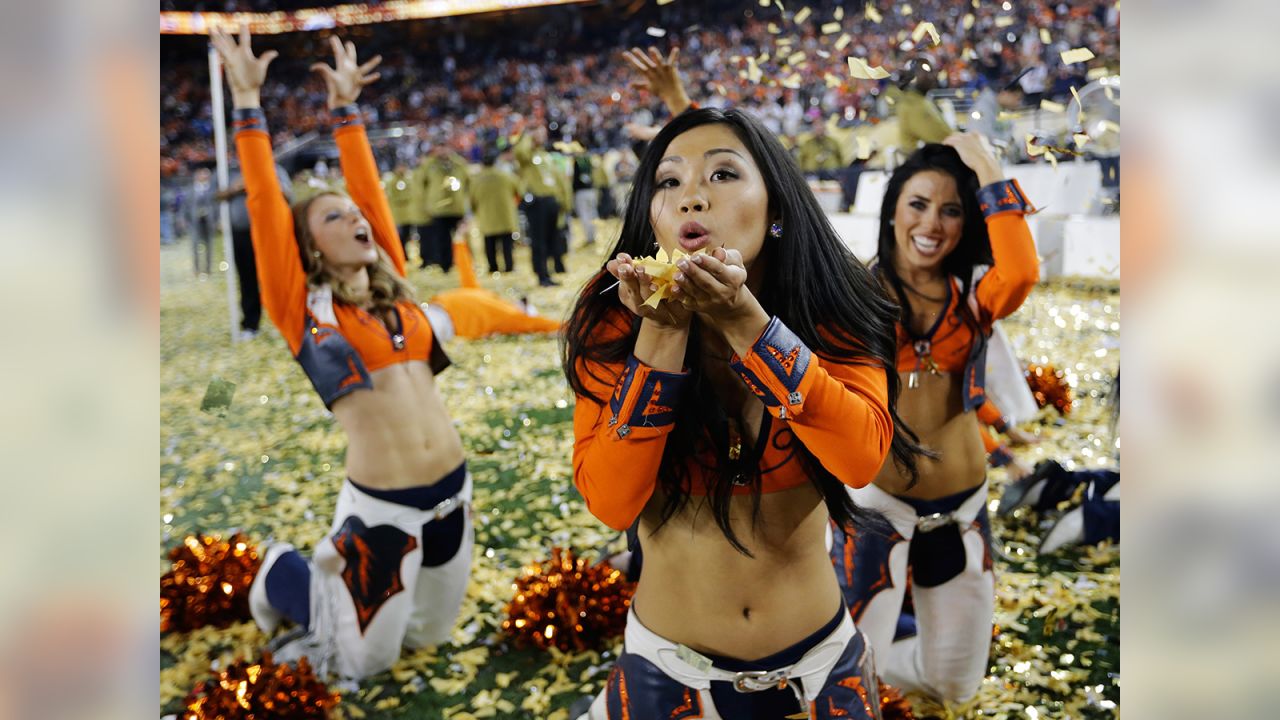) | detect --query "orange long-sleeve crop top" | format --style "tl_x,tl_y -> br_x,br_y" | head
233,106 -> 447,408
571,309 -> 894,531
894,178 -> 1040,411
